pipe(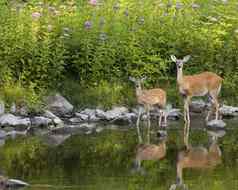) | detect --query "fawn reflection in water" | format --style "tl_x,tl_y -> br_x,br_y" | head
132,130 -> 167,174
170,123 -> 225,190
